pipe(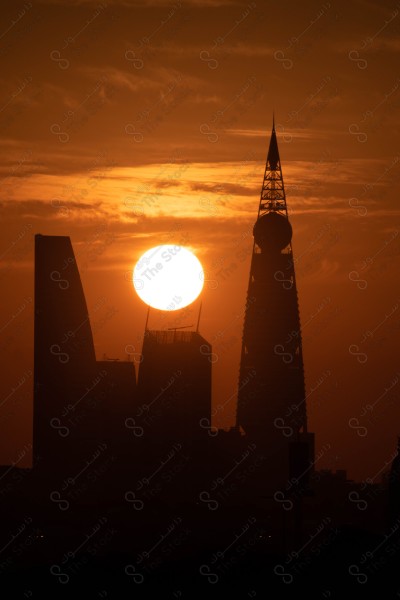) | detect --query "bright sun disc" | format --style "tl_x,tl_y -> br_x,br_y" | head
133,245 -> 204,311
